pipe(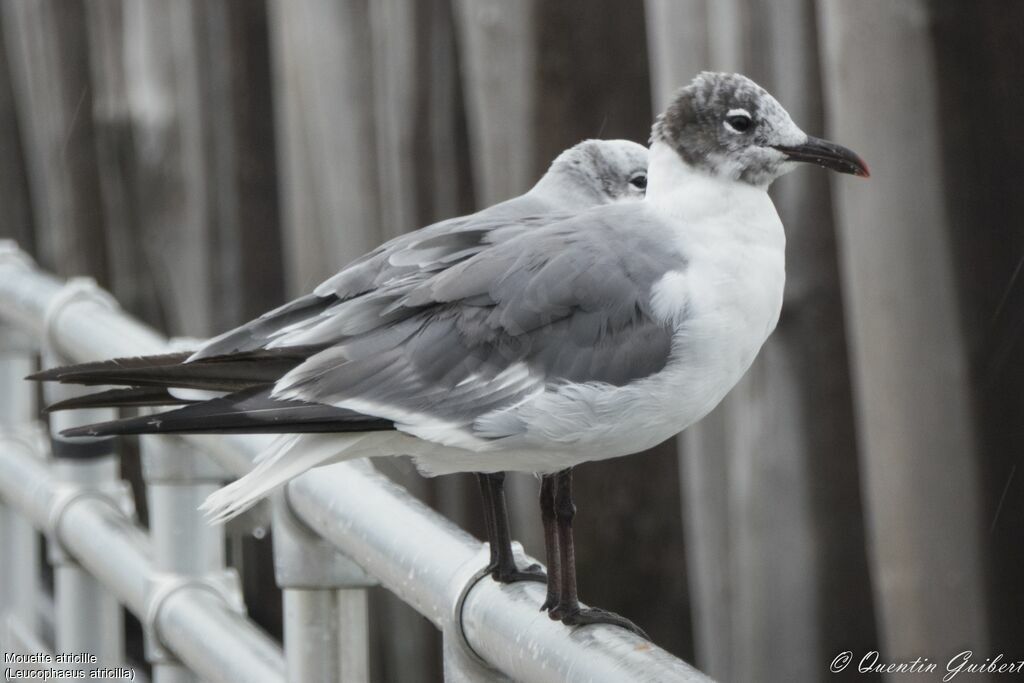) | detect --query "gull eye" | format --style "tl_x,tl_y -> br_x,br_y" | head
725,112 -> 753,133
629,173 -> 647,190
